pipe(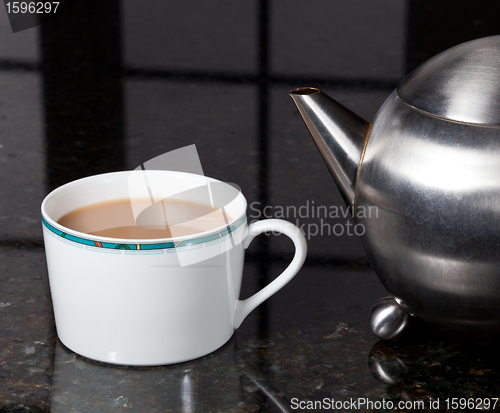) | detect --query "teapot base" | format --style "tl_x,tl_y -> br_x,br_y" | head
370,296 -> 500,342
369,296 -> 411,341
